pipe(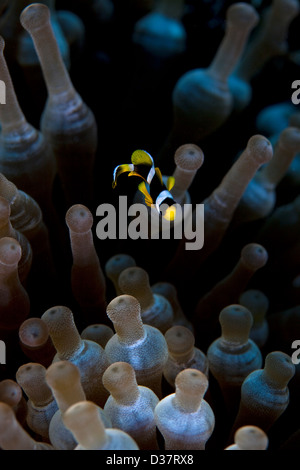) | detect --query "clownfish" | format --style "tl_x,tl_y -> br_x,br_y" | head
112,149 -> 177,221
